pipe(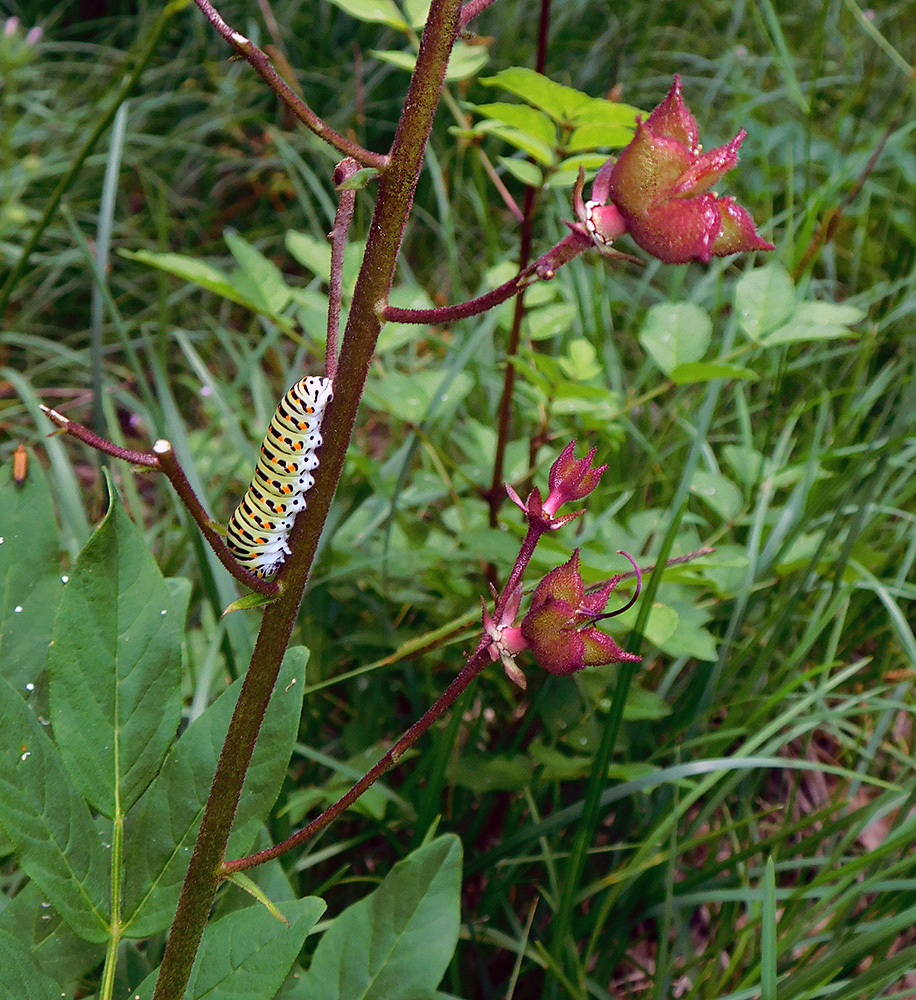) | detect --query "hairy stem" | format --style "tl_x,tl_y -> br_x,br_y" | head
150,3 -> 462,997
192,0 -> 387,170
